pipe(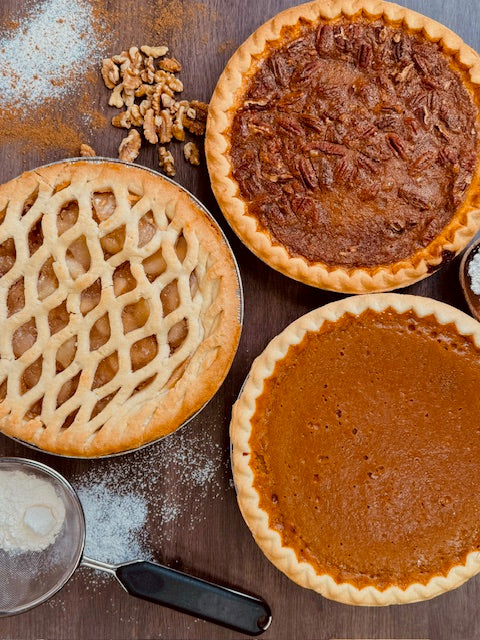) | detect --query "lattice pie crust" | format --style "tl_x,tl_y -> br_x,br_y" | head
0,161 -> 241,457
